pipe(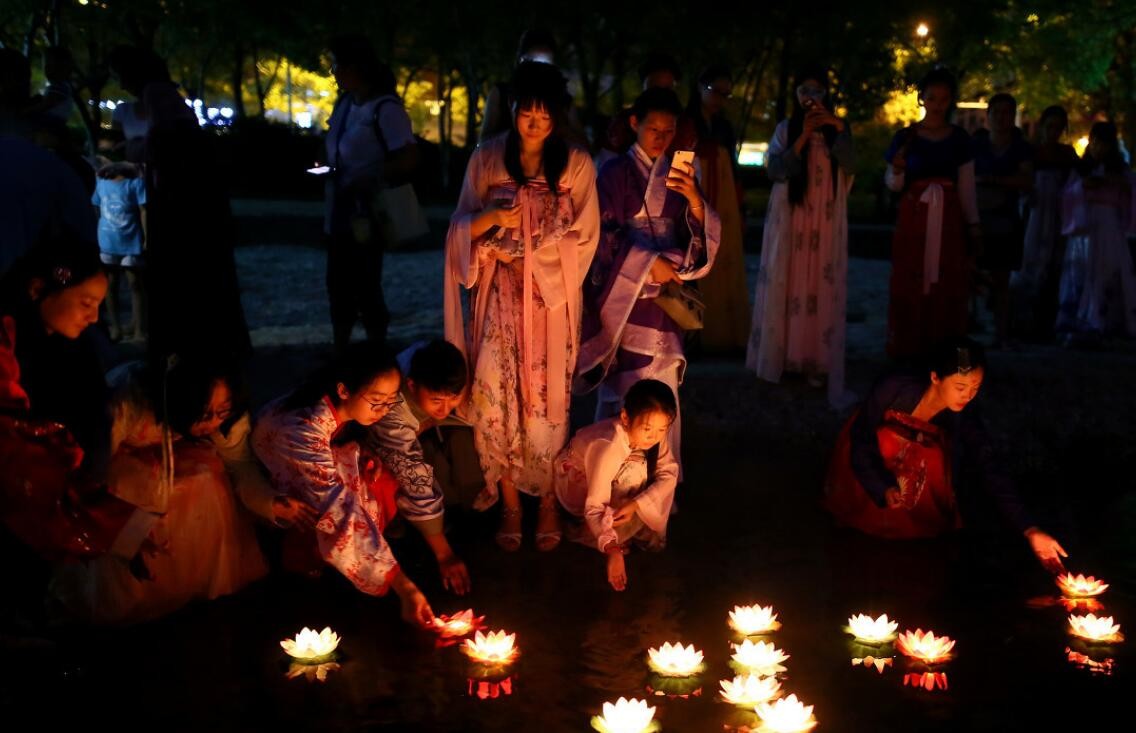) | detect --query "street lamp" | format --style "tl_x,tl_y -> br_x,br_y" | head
916,22 -> 930,38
